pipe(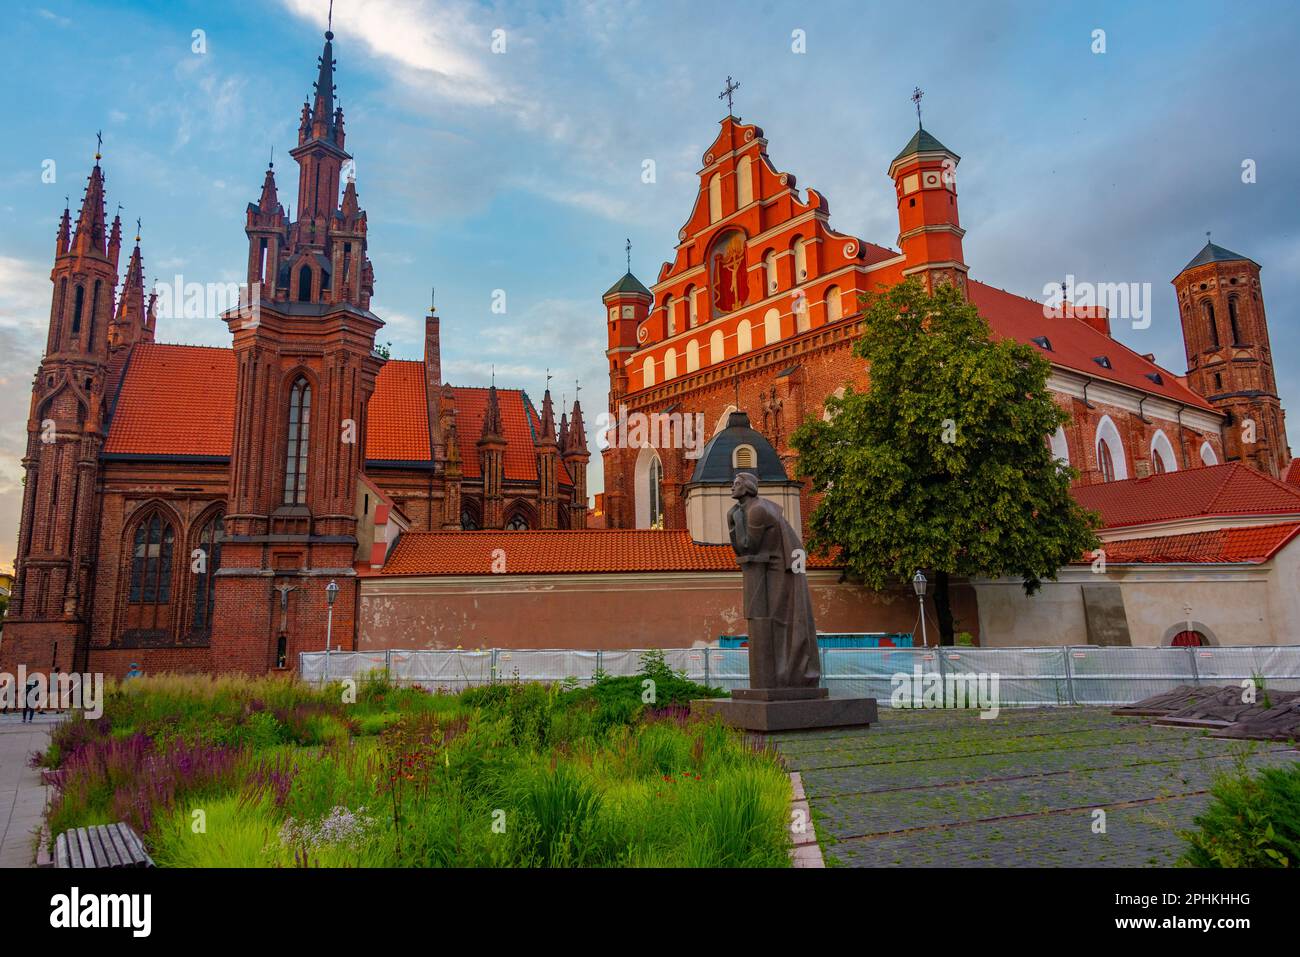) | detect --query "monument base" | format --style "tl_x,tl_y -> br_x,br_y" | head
691,694 -> 878,732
